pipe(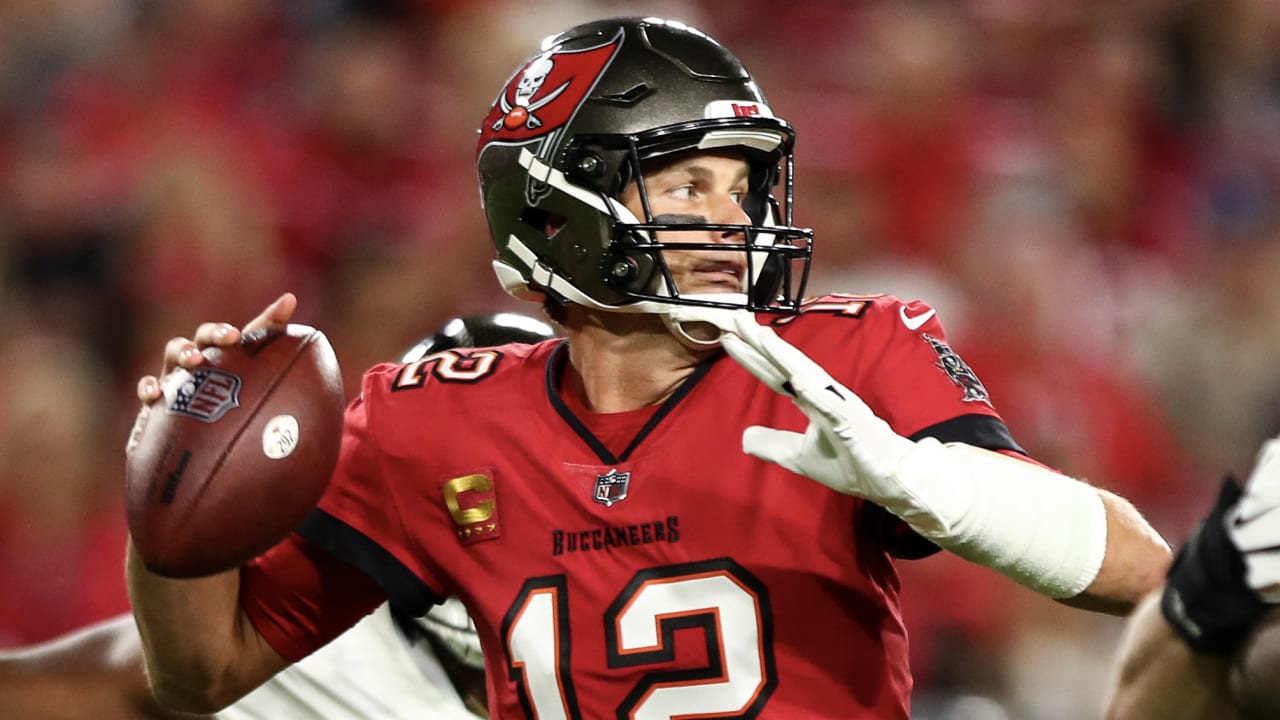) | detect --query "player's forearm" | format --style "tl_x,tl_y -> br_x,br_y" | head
0,614 -> 141,674
904,444 -> 1149,606
929,450 -> 1168,613
0,613 -> 206,720
1104,592 -> 1236,720
0,675 -> 193,720
1061,489 -> 1172,615
126,539 -> 267,713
